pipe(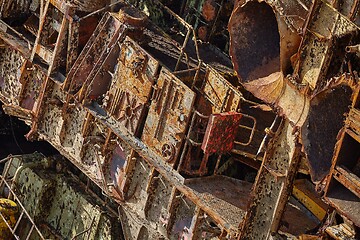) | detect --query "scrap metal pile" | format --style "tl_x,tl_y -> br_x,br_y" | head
0,0 -> 359,239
